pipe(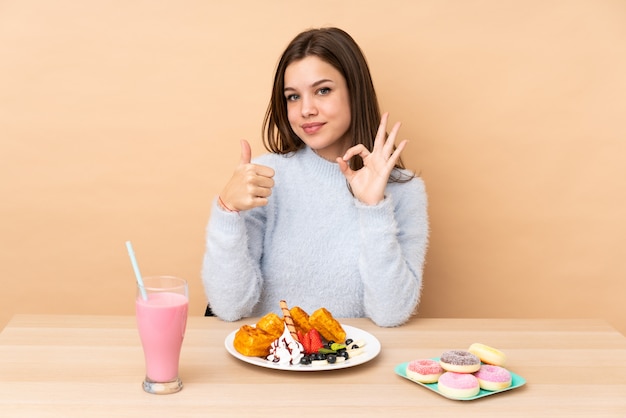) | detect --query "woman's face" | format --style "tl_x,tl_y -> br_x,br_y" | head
283,56 -> 351,161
